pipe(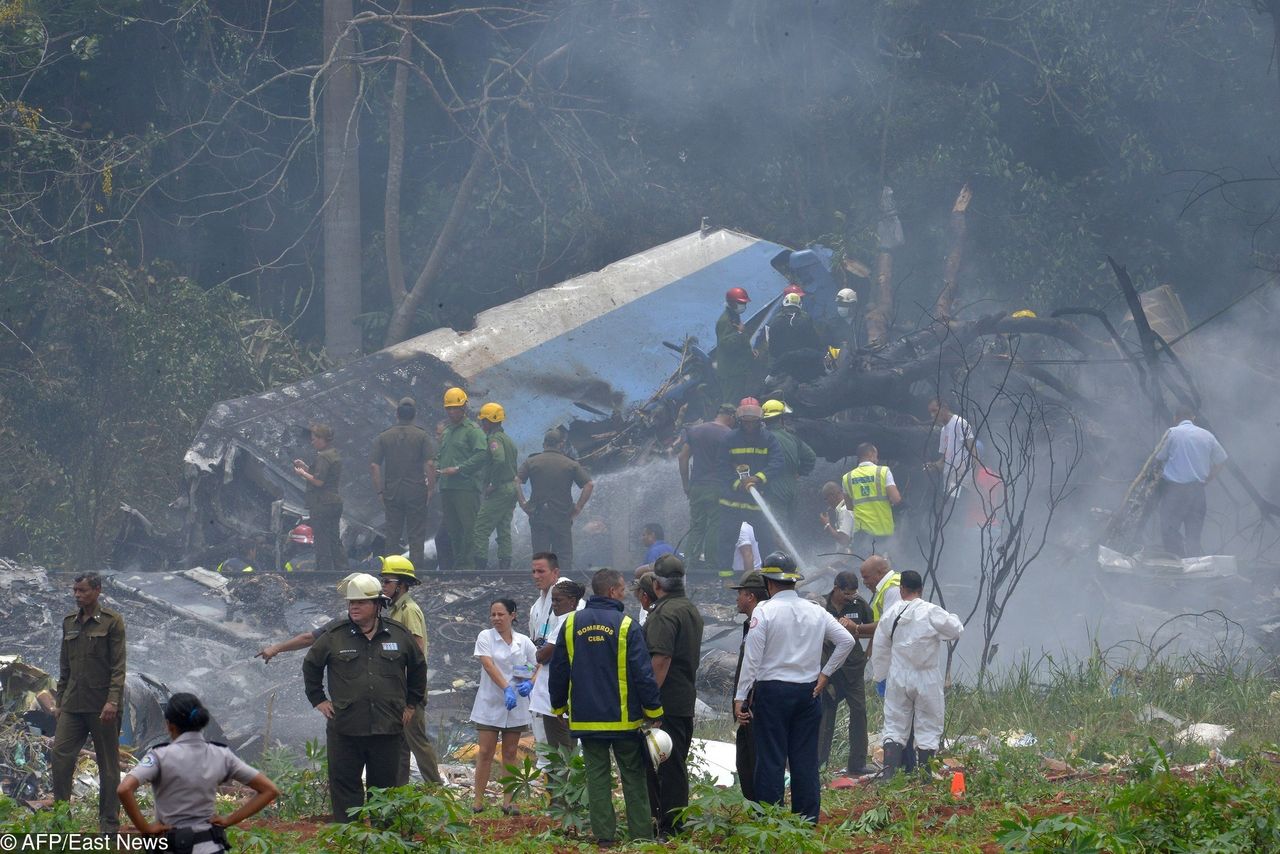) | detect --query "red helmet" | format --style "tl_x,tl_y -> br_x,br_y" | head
725,287 -> 750,305
289,524 -> 314,545
783,283 -> 806,297
739,397 -> 761,408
